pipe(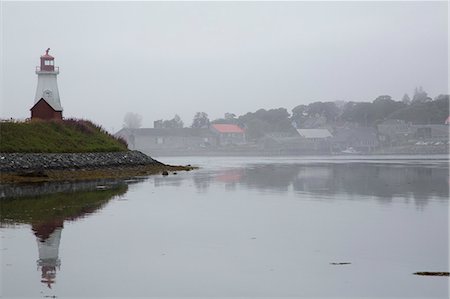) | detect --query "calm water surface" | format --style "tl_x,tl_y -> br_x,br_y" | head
1,156 -> 449,298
